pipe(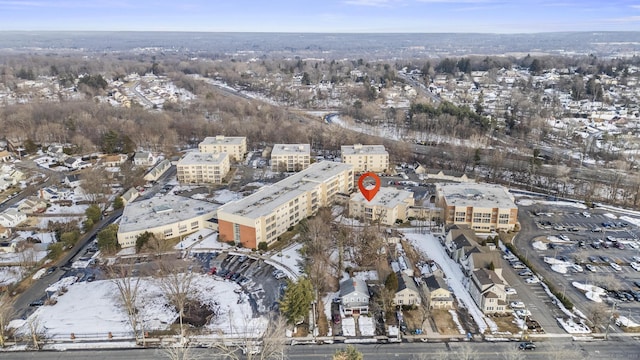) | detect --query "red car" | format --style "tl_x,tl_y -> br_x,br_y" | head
209,267 -> 217,275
